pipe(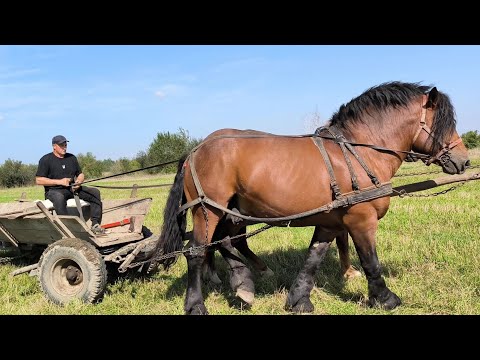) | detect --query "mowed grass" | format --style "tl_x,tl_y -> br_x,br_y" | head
0,155 -> 479,315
